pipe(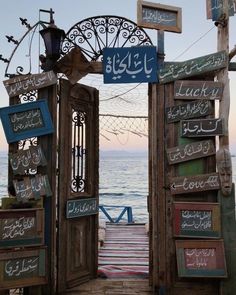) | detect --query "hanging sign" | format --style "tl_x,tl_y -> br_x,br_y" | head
9,145 -> 47,175
0,99 -> 54,143
66,198 -> 98,219
0,208 -> 44,248
173,202 -> 221,238
159,50 -> 227,84
166,140 -> 215,165
166,100 -> 213,123
206,0 -> 235,21
170,173 -> 220,195
13,174 -> 52,202
103,46 -> 158,84
176,240 -> 227,278
3,71 -> 57,98
181,118 -> 224,137
0,247 -> 47,289
174,80 -> 224,100
137,1 -> 182,33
